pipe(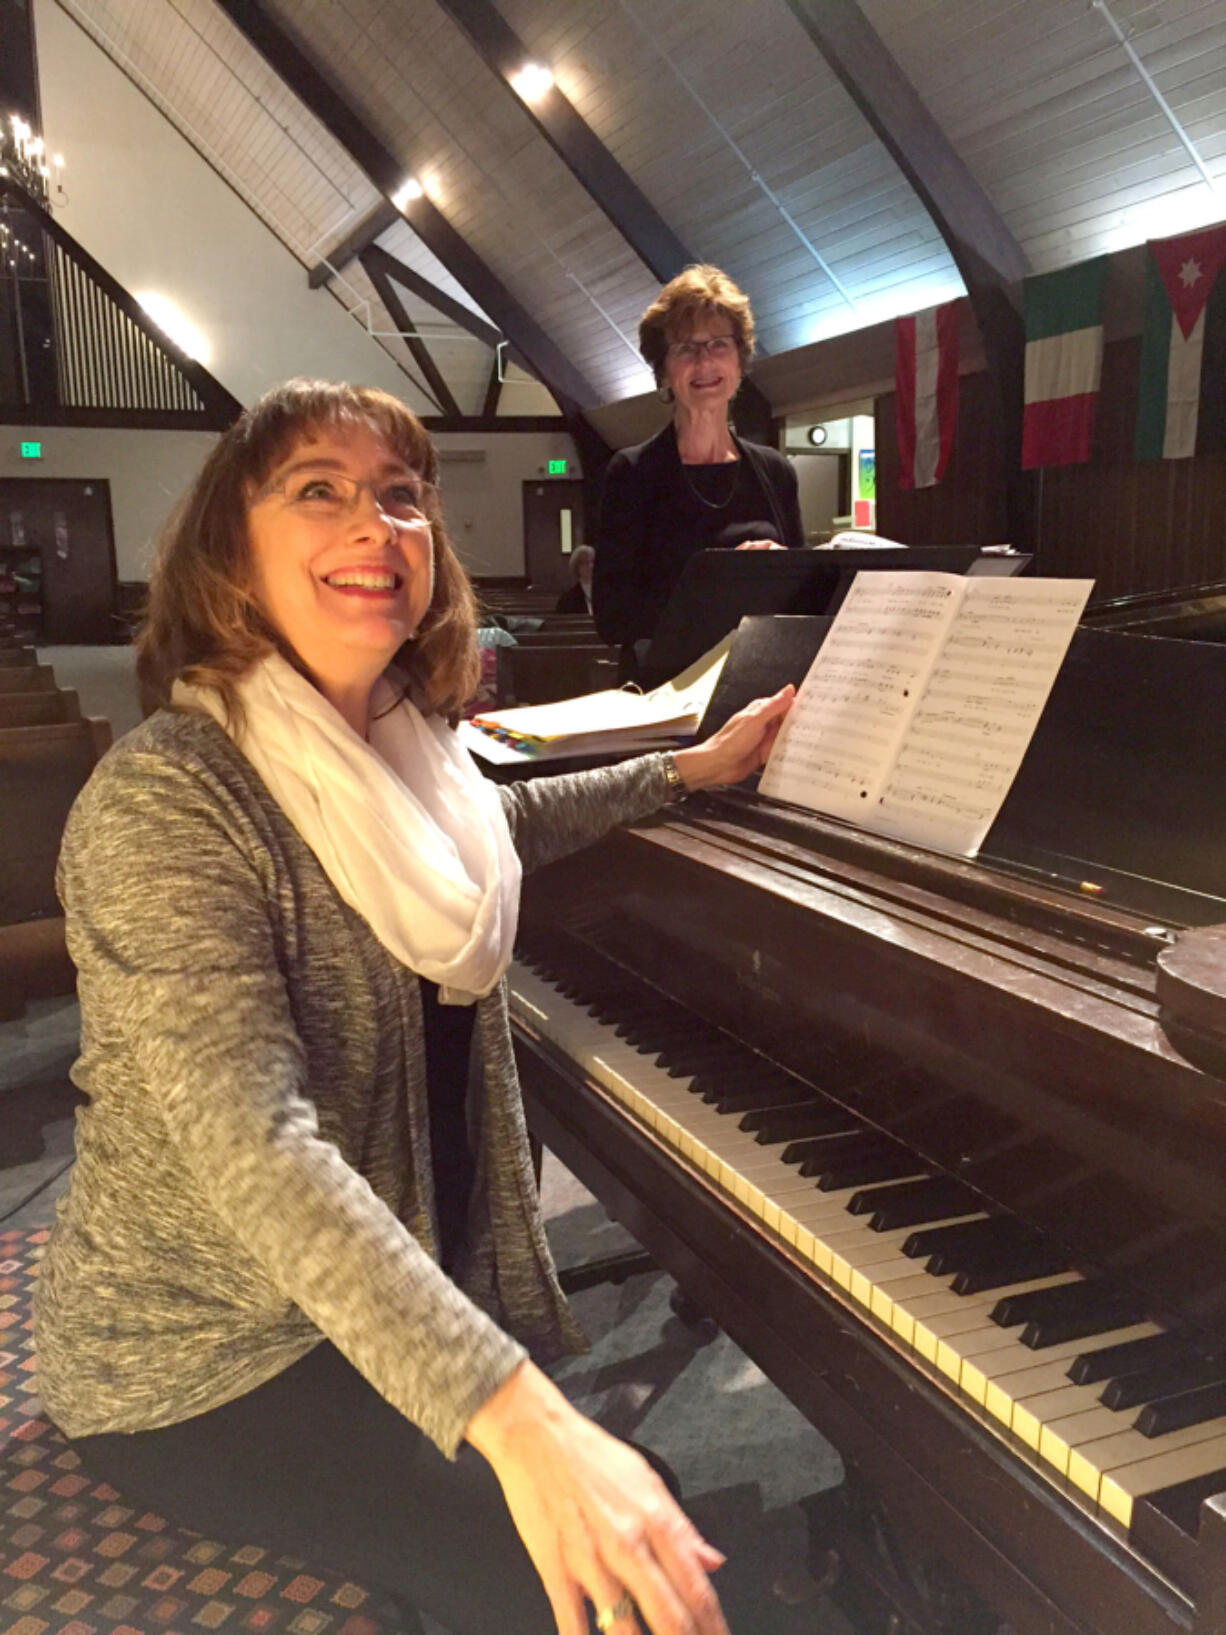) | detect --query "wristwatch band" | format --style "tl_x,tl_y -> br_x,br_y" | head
661,752 -> 687,800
